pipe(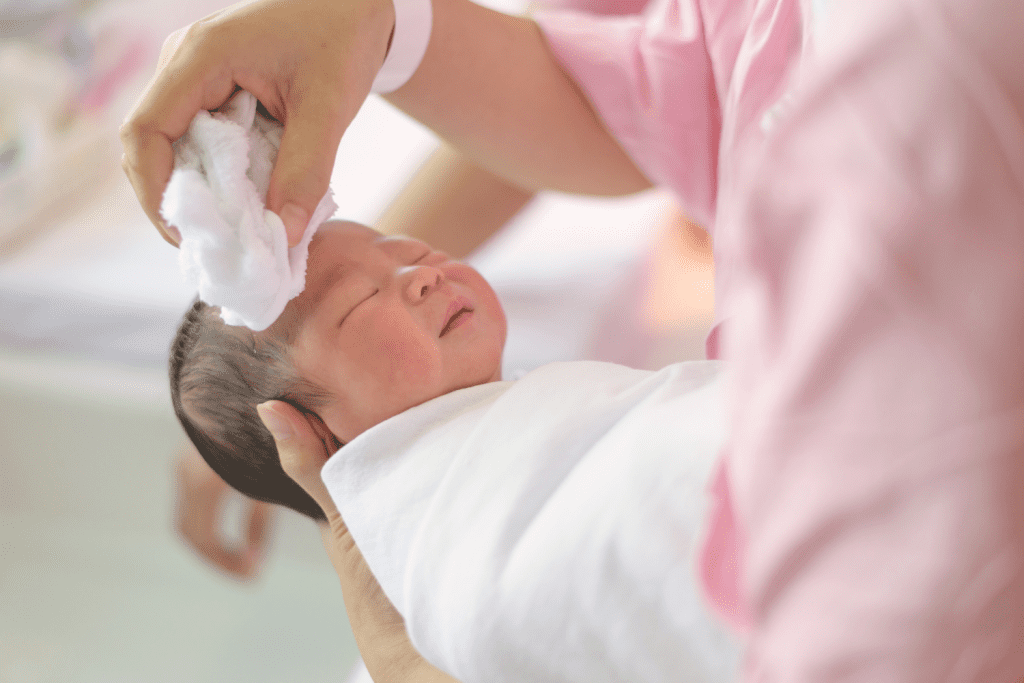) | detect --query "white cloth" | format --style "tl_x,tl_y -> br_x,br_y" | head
160,91 -> 337,331
322,360 -> 741,683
